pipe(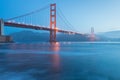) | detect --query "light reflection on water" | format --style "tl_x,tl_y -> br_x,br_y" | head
0,42 -> 120,80
0,42 -> 61,80
50,42 -> 60,72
